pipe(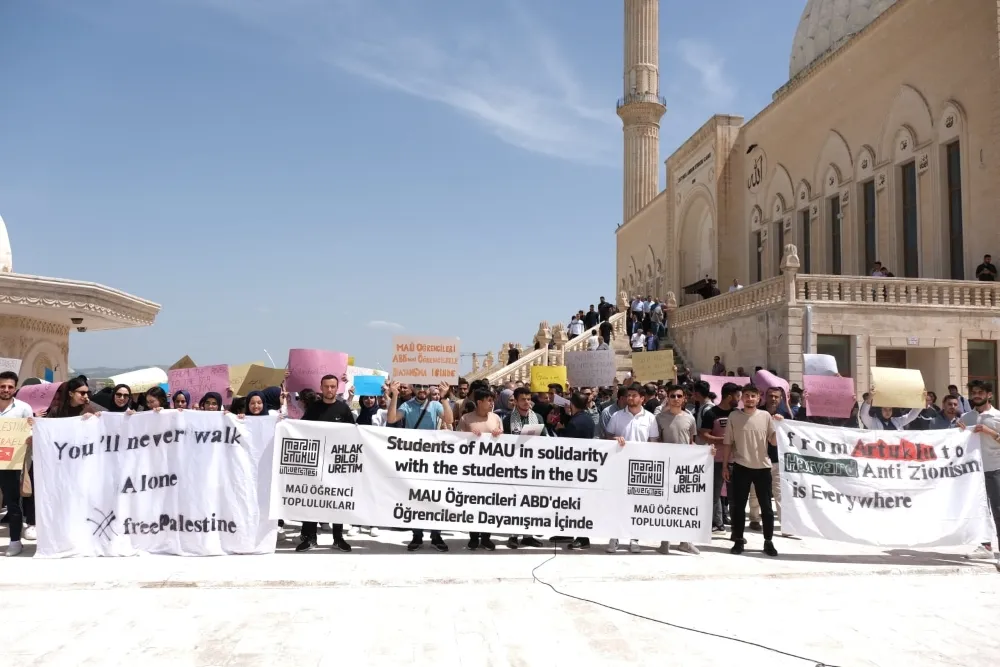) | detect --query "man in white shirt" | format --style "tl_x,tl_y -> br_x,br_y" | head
2,372 -> 36,557
728,279 -> 743,293
586,333 -> 599,351
959,380 -> 1000,570
568,316 -> 584,338
604,383 -> 659,554
630,330 -> 645,353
